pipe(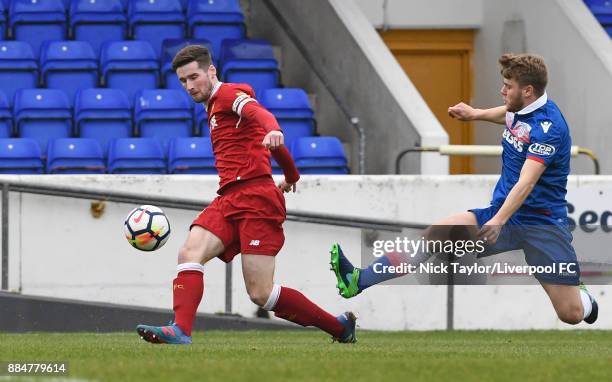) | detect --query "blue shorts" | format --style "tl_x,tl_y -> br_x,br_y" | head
469,205 -> 579,285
